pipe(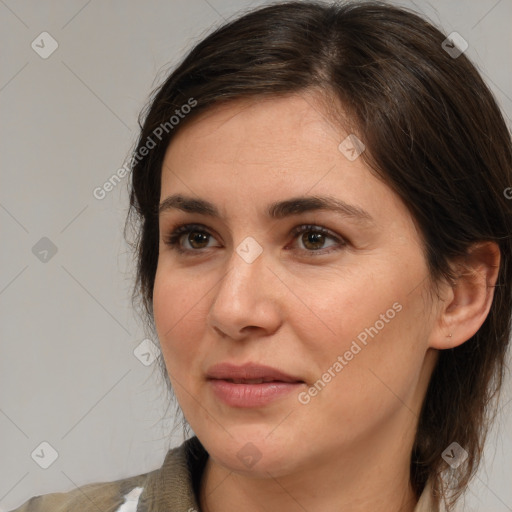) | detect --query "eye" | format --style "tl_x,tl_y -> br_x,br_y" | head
163,223 -> 347,256
163,223 -> 219,254
287,224 -> 346,255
